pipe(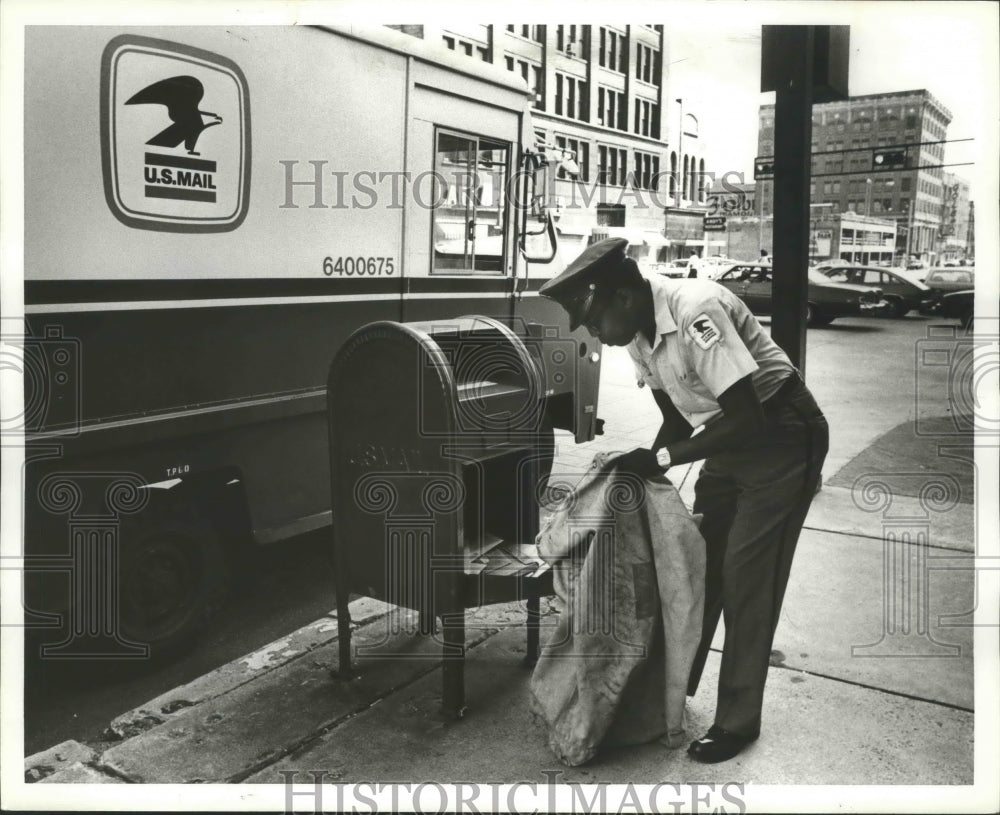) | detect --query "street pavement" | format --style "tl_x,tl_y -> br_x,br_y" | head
20,315 -> 996,811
